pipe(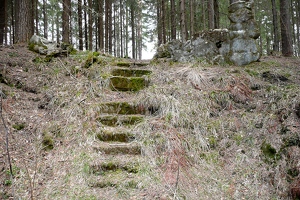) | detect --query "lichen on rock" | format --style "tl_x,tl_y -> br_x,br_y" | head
154,1 -> 260,66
